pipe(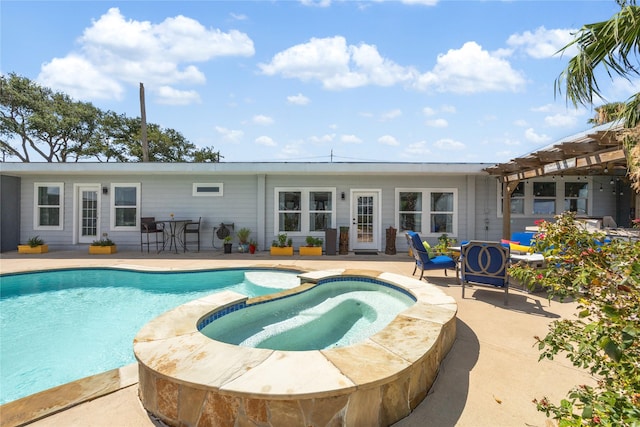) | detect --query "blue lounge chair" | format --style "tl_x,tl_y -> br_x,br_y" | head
460,241 -> 510,305
406,231 -> 457,280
